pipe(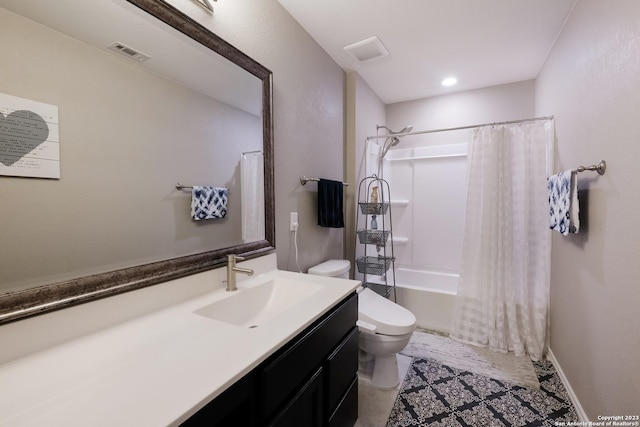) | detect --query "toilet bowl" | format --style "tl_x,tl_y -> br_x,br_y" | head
308,260 -> 416,389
